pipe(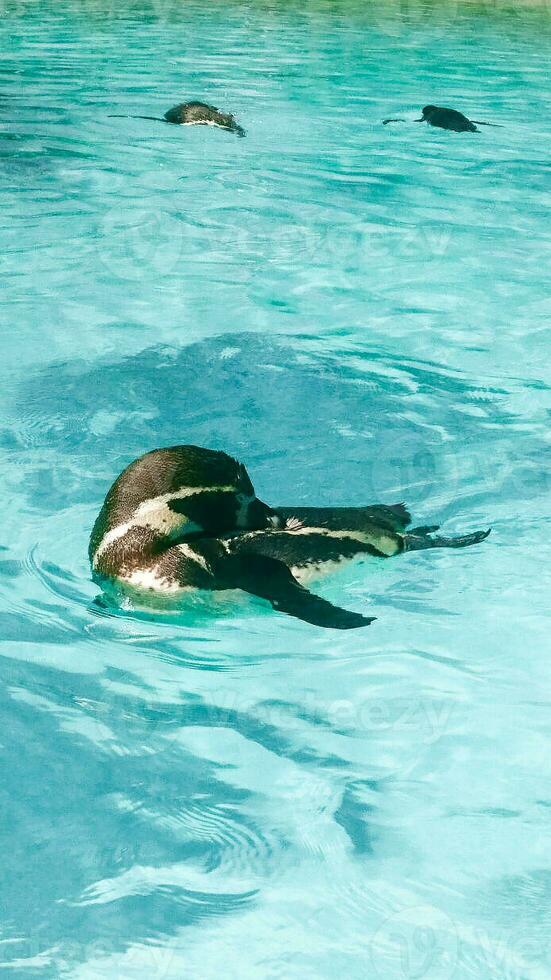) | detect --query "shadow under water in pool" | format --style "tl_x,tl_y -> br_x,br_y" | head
7,330 -> 547,517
